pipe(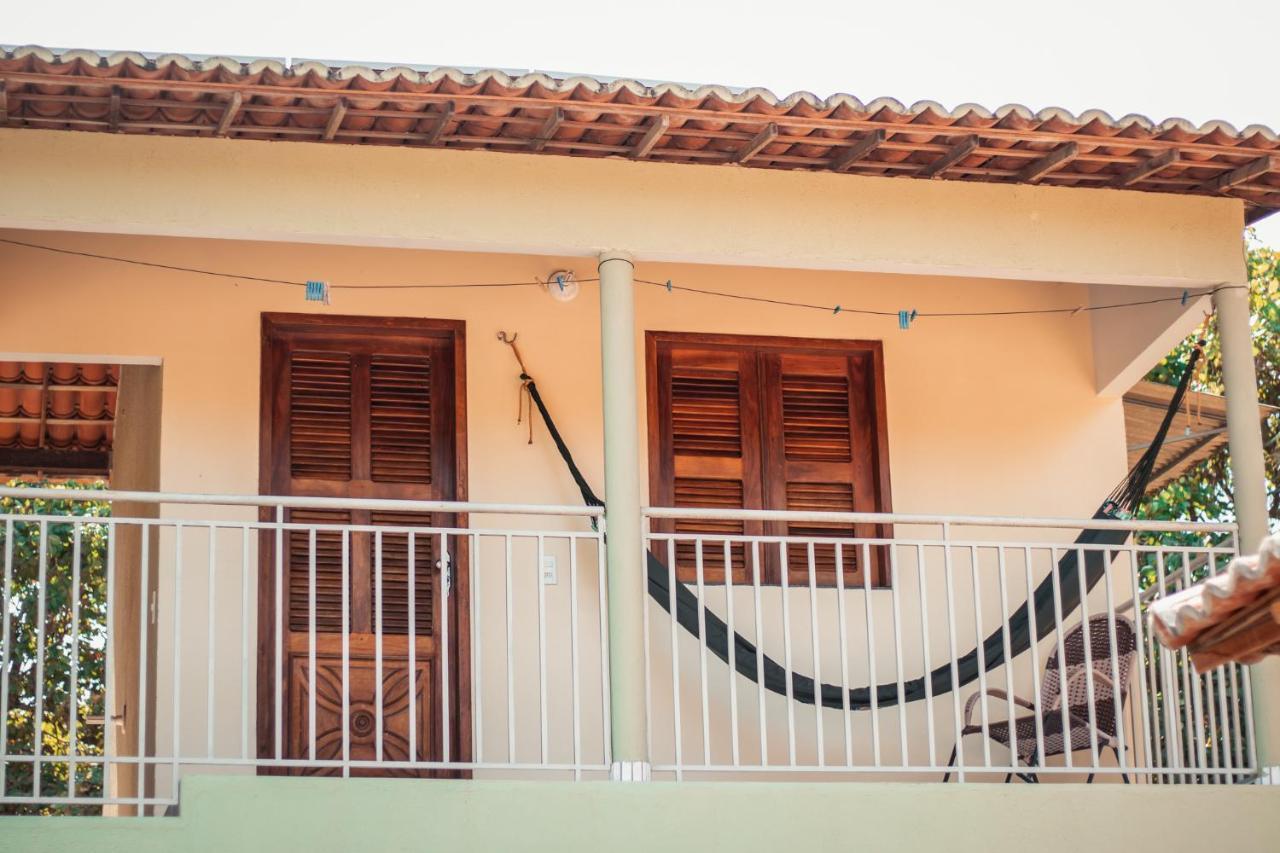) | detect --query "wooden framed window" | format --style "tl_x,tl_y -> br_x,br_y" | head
646,332 -> 892,587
